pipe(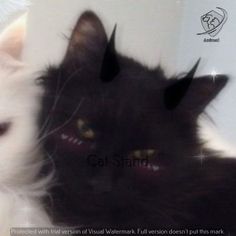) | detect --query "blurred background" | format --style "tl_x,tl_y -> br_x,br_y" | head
0,0 -> 236,153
